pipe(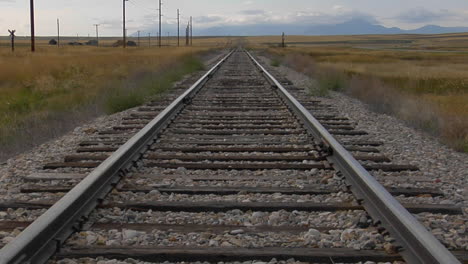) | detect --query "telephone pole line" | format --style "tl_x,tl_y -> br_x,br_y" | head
94,24 -> 100,46
57,18 -> 60,48
30,0 -> 35,52
158,0 -> 162,47
177,9 -> 180,47
123,0 -> 128,48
